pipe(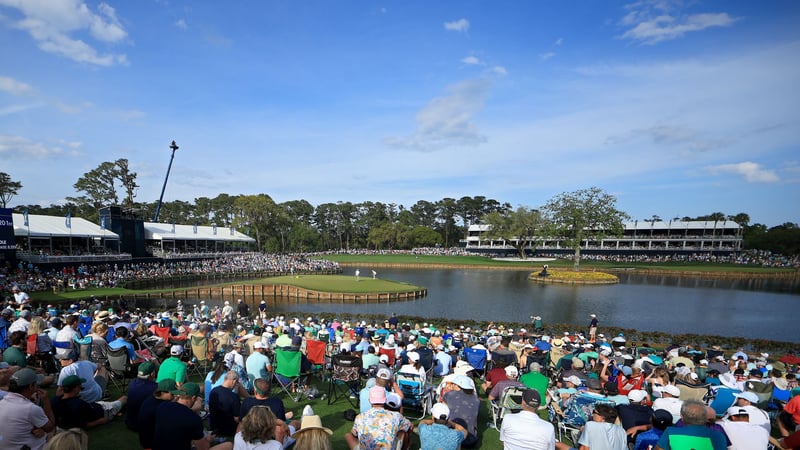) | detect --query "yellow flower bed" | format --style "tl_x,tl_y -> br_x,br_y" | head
530,269 -> 619,284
